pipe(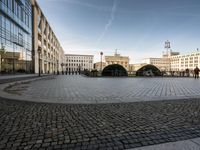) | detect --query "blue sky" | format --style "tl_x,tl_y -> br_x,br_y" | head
38,0 -> 200,63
